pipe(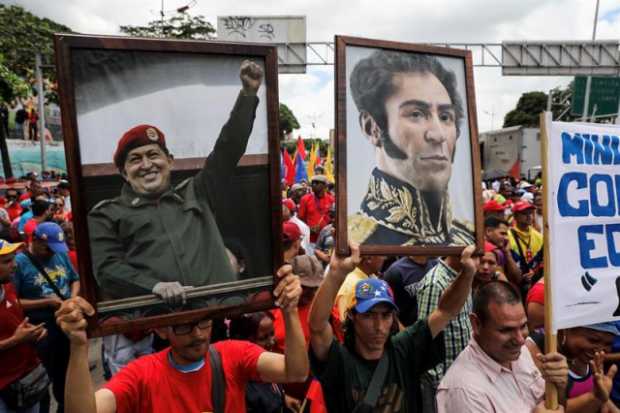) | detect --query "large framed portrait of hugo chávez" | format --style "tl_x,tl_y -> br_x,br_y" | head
54,34 -> 282,335
335,36 -> 484,256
